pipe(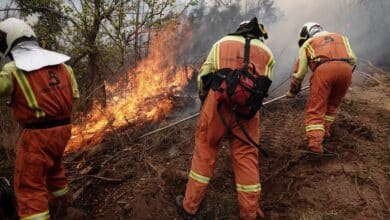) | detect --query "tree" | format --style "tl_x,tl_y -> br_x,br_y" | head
2,0 -> 197,107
